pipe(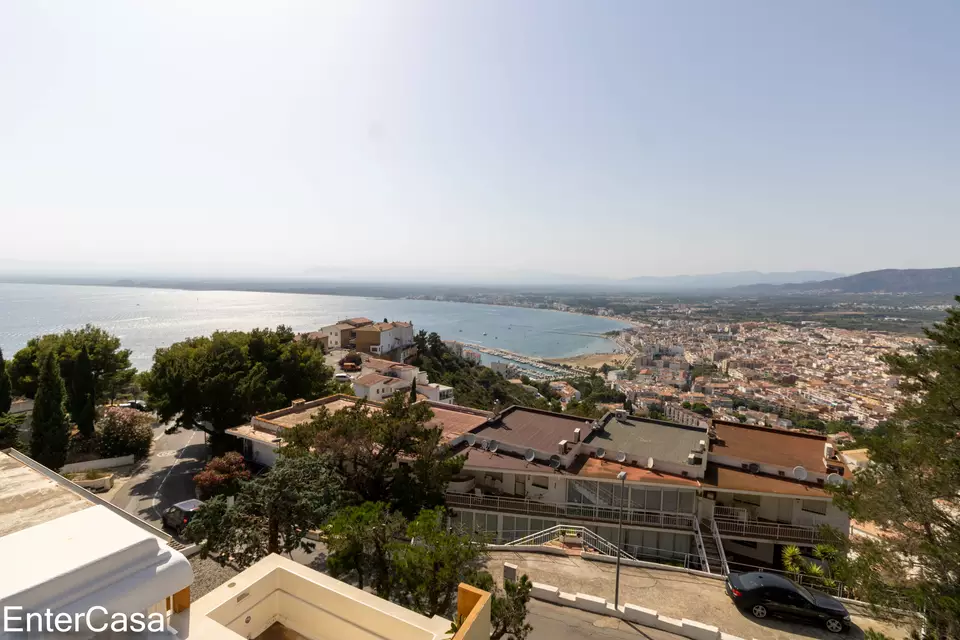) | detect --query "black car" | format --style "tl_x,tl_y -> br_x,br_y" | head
161,499 -> 204,535
726,571 -> 851,634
